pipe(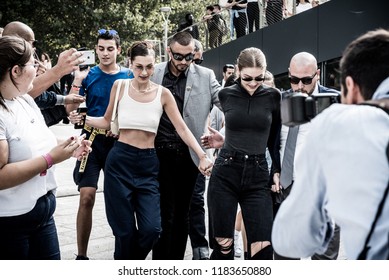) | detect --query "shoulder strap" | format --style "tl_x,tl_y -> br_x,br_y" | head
356,99 -> 389,259
157,85 -> 163,97
112,79 -> 123,122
